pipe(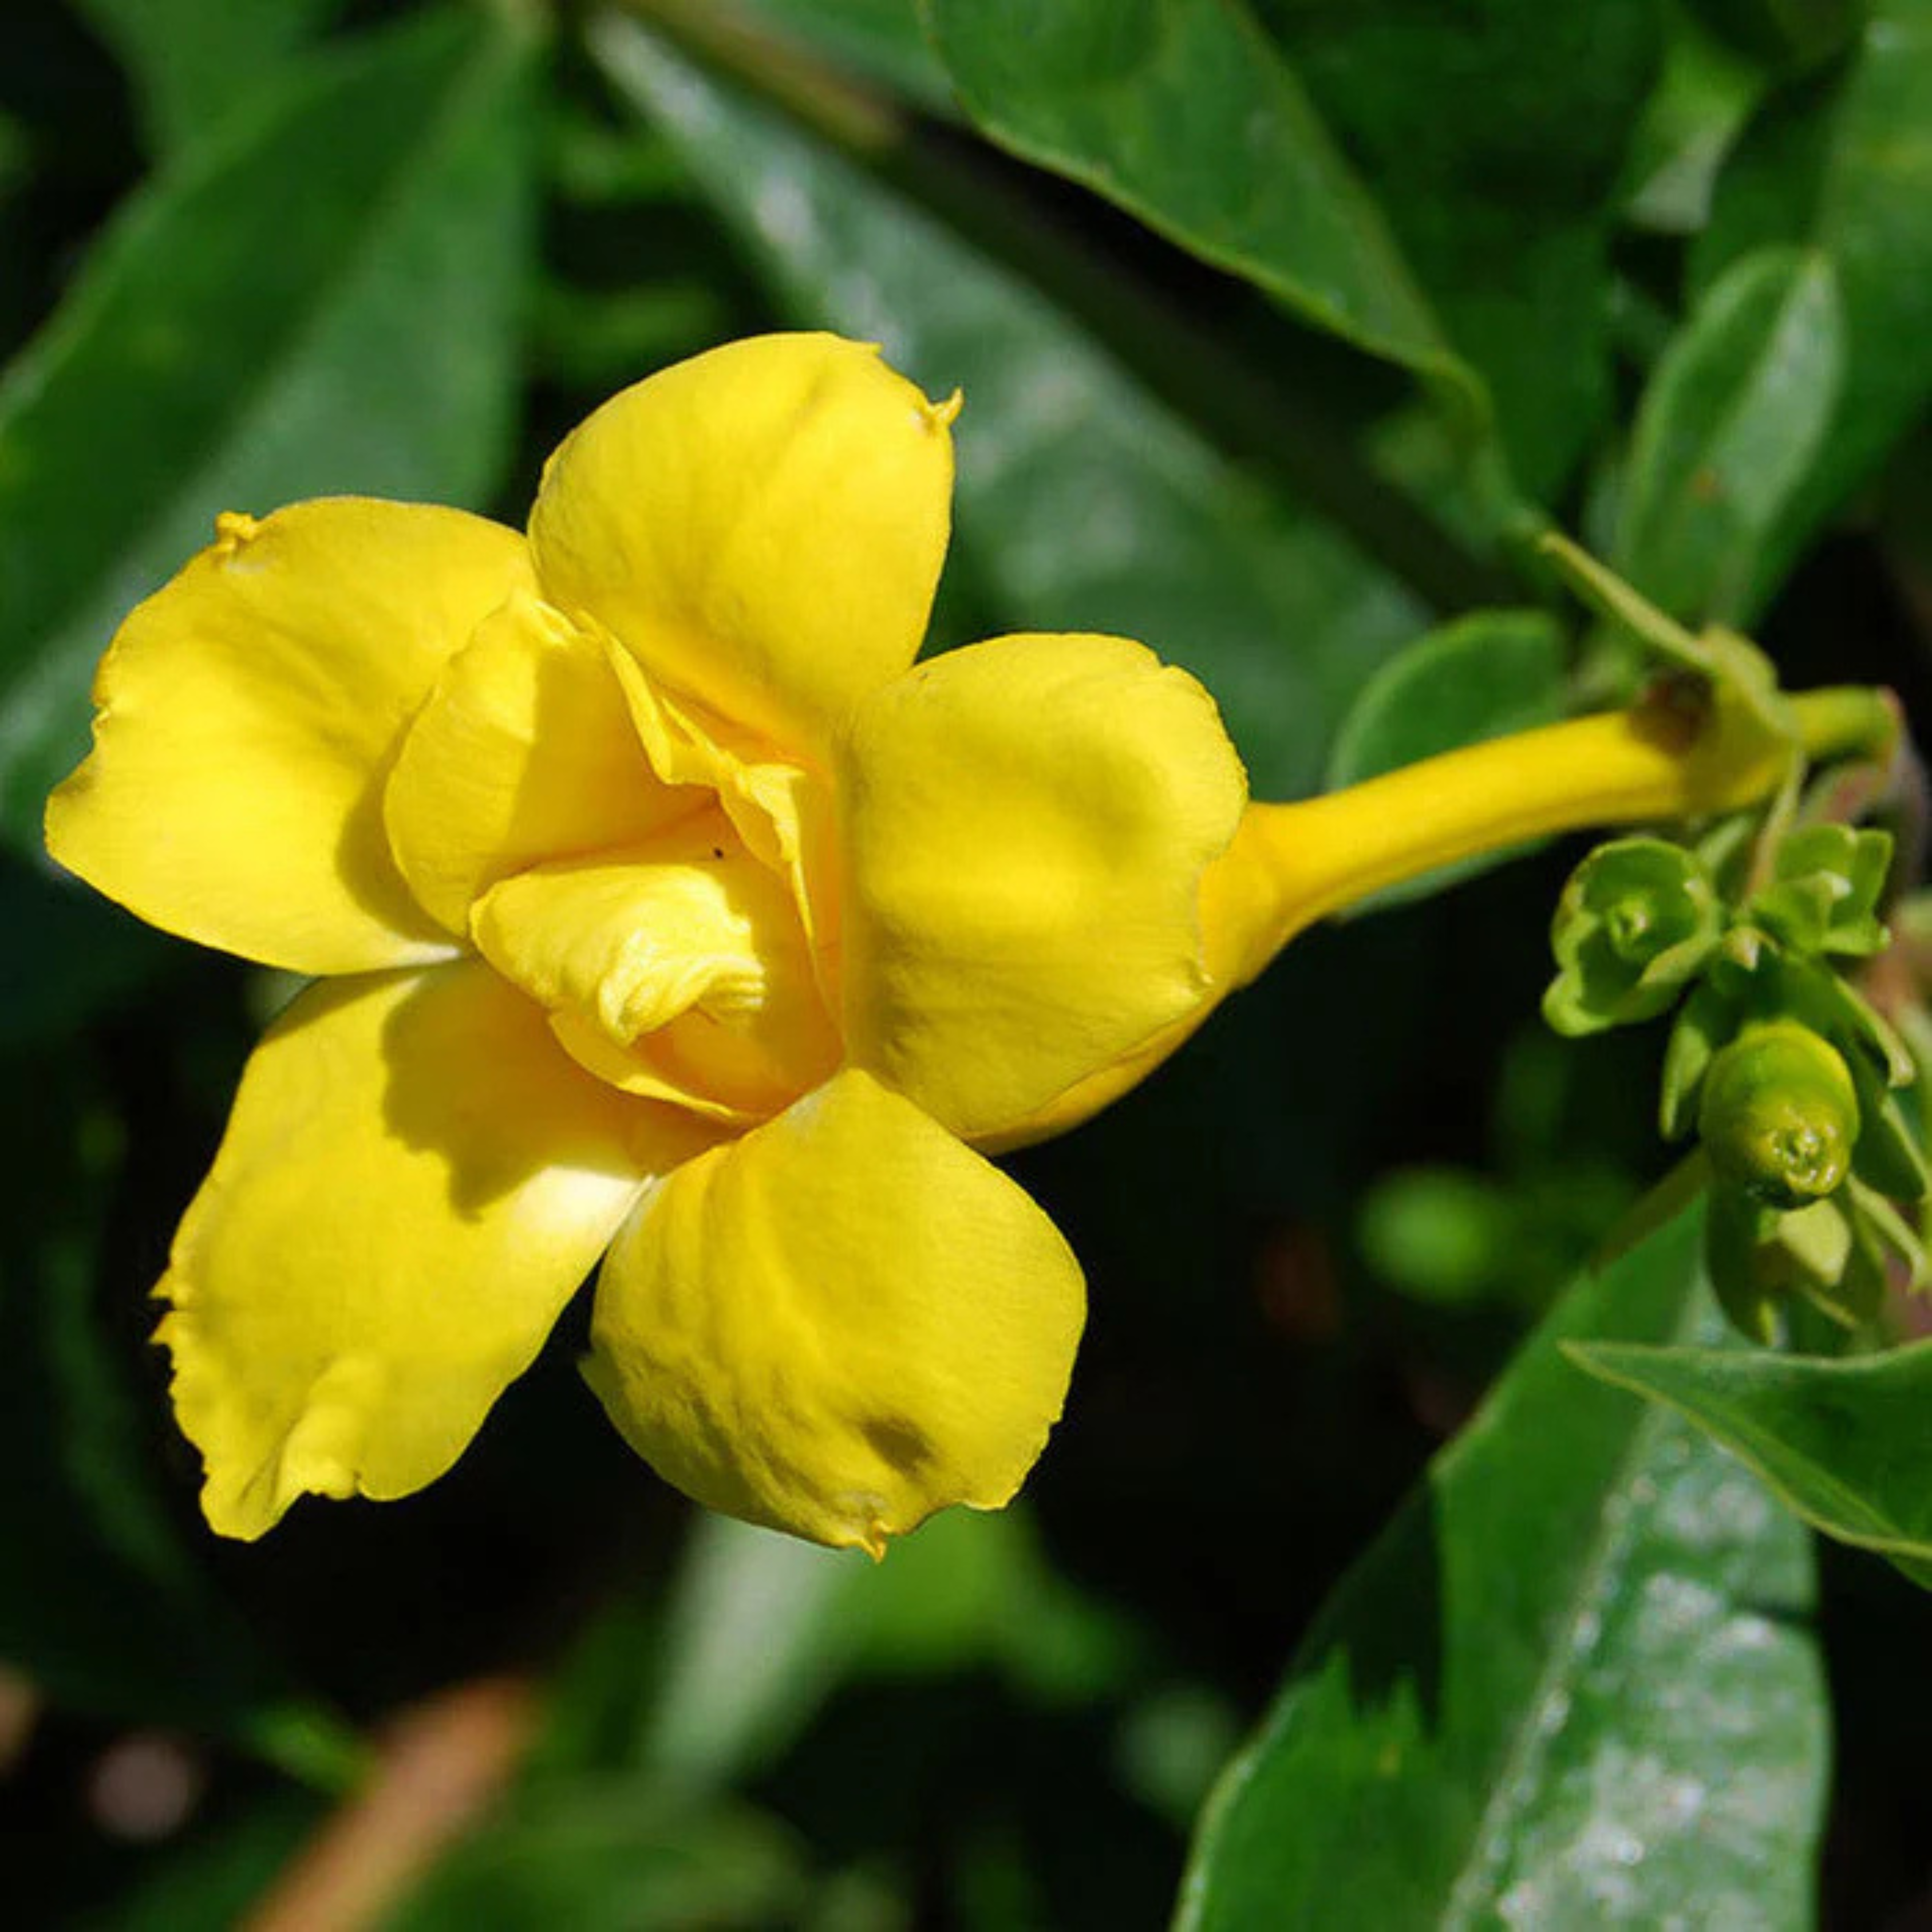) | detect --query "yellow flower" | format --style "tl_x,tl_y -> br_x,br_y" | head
44,328 -> 1882,1557
44,333 -> 1251,1554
